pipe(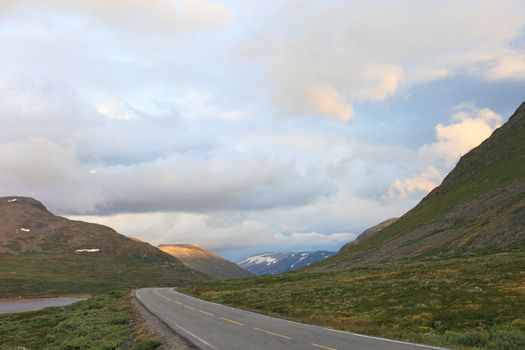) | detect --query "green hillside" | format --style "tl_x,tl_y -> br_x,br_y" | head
319,101 -> 525,269
0,197 -> 208,298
